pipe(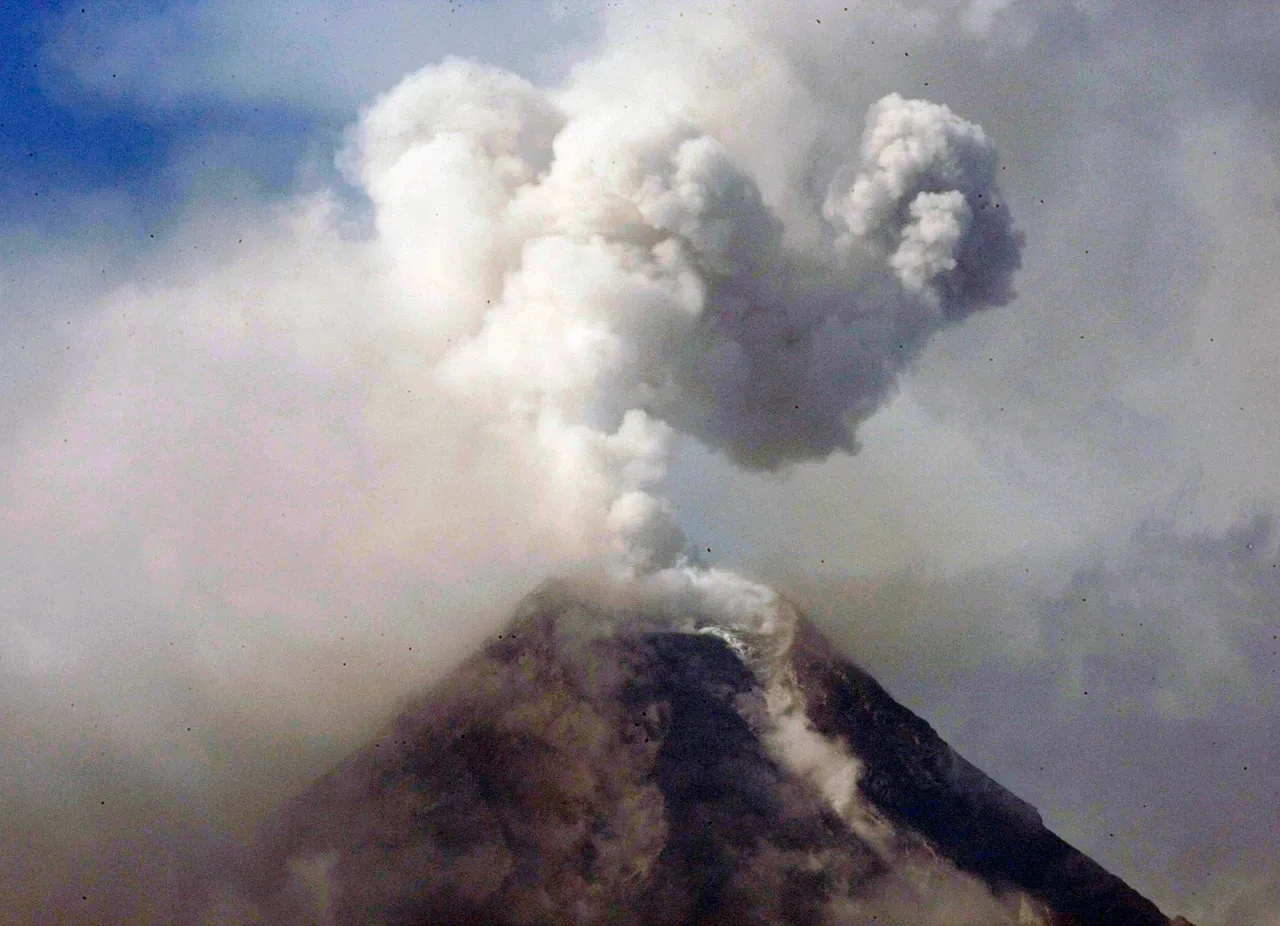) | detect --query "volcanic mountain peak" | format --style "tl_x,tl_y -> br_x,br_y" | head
231,574 -> 1193,926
